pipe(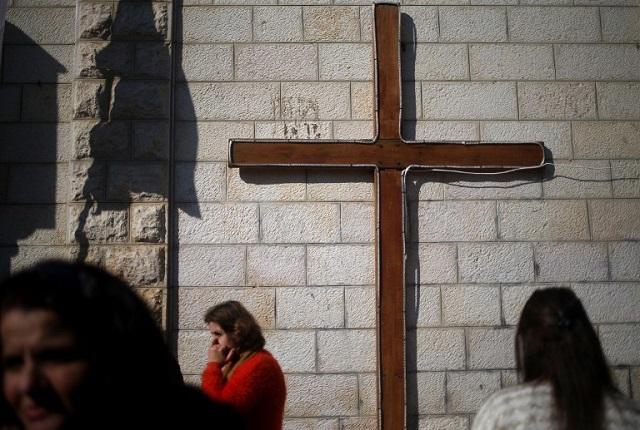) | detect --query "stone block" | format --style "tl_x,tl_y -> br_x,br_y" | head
600,324 -> 640,365
407,44 -> 468,81
498,200 -> 589,241
439,7 -> 507,42
73,120 -> 129,160
612,368 -> 631,397
573,121 -> 640,159
406,286 -> 441,328
177,203 -> 258,244
458,243 -> 534,283
589,200 -> 640,240
345,286 -> 376,328
319,43 -> 372,80
508,7 -> 600,42
542,160 -> 612,198
358,373 -> 376,415
360,5 -> 373,41
5,7 -> 74,44
177,245 -> 245,287
597,83 -> 640,120
73,80 -> 107,120
247,245 -> 306,286
406,243 -> 457,284
573,283 -> 640,323
601,7 -> 640,42
446,371 -> 501,413
308,244 -> 375,285
181,7 -> 251,42
470,44 -> 554,80
255,121 -> 332,139
400,6 -> 439,42
77,2 -> 112,40
131,204 -> 165,243
535,242 -> 608,282
480,120 -> 571,159
111,2 -> 169,40
69,160 -> 106,201
422,82 -> 517,120
277,287 -> 344,328
303,6 -> 360,42
133,41 -> 171,79
227,168 -> 306,202
412,121 -> 478,141
414,328 -> 465,370
136,286 -> 165,327
284,419 -> 339,430
7,163 -> 68,204
177,44 -> 233,81
442,285 -> 501,326
68,203 -> 128,243
254,6 -> 303,42
175,121 -> 253,162
406,171 -> 445,202
23,84 -> 71,122
501,369 -> 519,387
610,242 -> 640,281
318,329 -> 376,372
417,416 -> 469,430
282,82 -> 350,120
333,121 -> 374,139
468,328 -> 515,369
285,374 -> 358,416
0,245 -> 72,278
133,121 -> 169,160
518,82 -> 596,120
351,82 -> 374,120
612,160 -> 640,198
556,44 -> 640,80
81,245 -> 165,287
175,162 -> 225,203
110,80 -> 170,120
402,80 -> 422,121
236,44 -> 317,81
75,42 -> 133,79
3,45 -> 73,83
107,162 -> 167,201
261,203 -> 340,243
180,83 -> 280,120
177,286 -> 275,329
413,201 -> 496,242
265,329 -> 316,372
340,417 -> 377,430
443,171 -> 542,200
632,368 -> 640,401
0,205 -> 66,245
341,202 -> 374,243
501,285 -> 541,325
0,86 -> 21,122
412,372 -> 446,414
177,329 -> 209,374
307,169 -> 373,201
